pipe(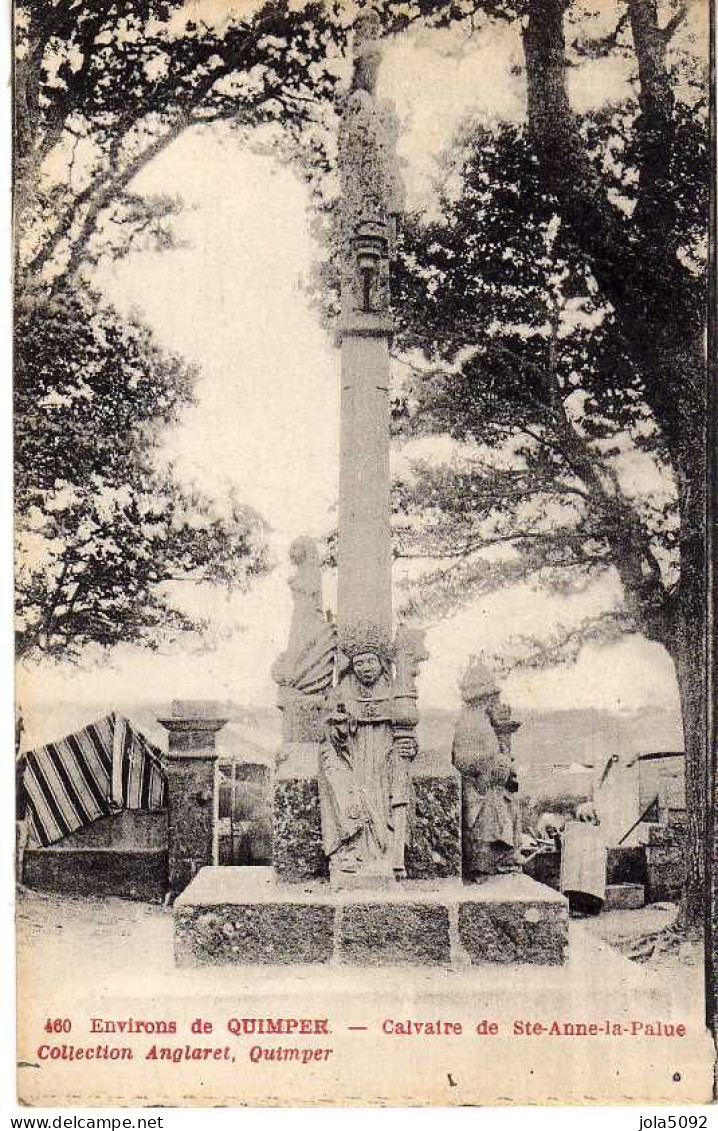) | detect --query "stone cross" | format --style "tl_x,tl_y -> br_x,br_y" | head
311,13 -> 427,891
336,10 -> 403,659
271,16 -> 433,893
